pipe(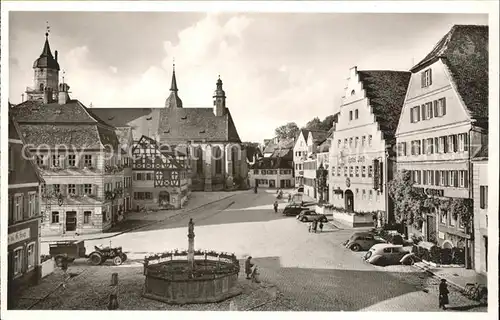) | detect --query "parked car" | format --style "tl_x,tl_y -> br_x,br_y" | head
49,240 -> 87,266
296,210 -> 328,223
283,203 -> 309,216
363,243 -> 413,266
344,232 -> 386,251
